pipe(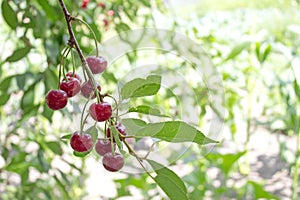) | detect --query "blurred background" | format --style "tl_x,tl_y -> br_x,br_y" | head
0,0 -> 300,199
